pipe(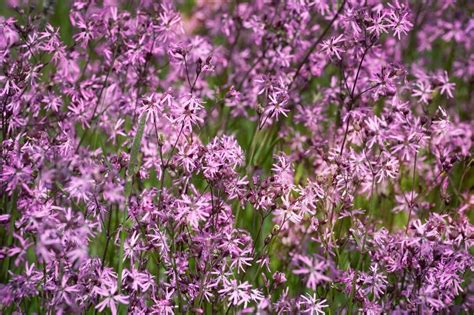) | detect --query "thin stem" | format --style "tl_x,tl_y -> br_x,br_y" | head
101,208 -> 113,269
184,54 -> 193,92
288,0 -> 347,90
339,44 -> 372,156
75,44 -> 118,153
348,175 -> 376,312
405,152 -> 418,234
